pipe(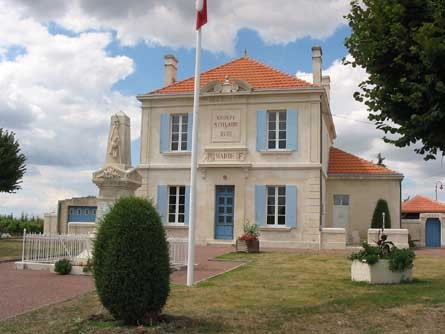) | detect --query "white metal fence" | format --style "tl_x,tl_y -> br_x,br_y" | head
21,229 -> 188,267
168,238 -> 188,266
21,229 -> 92,264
